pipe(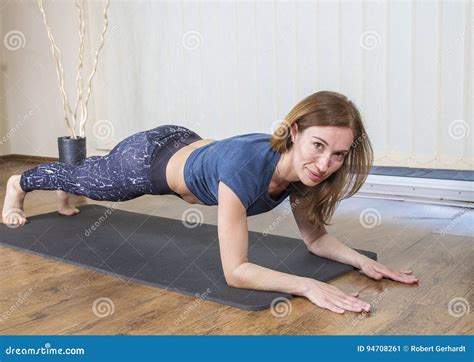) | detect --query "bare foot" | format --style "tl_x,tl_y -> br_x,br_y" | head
2,175 -> 27,227
57,190 -> 80,216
